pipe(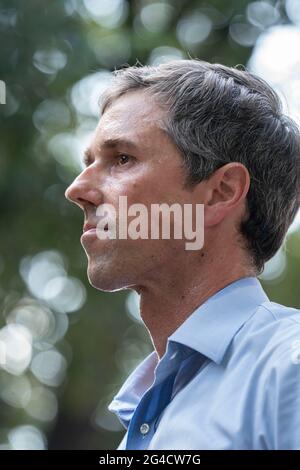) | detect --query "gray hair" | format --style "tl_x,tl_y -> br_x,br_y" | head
99,59 -> 300,273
